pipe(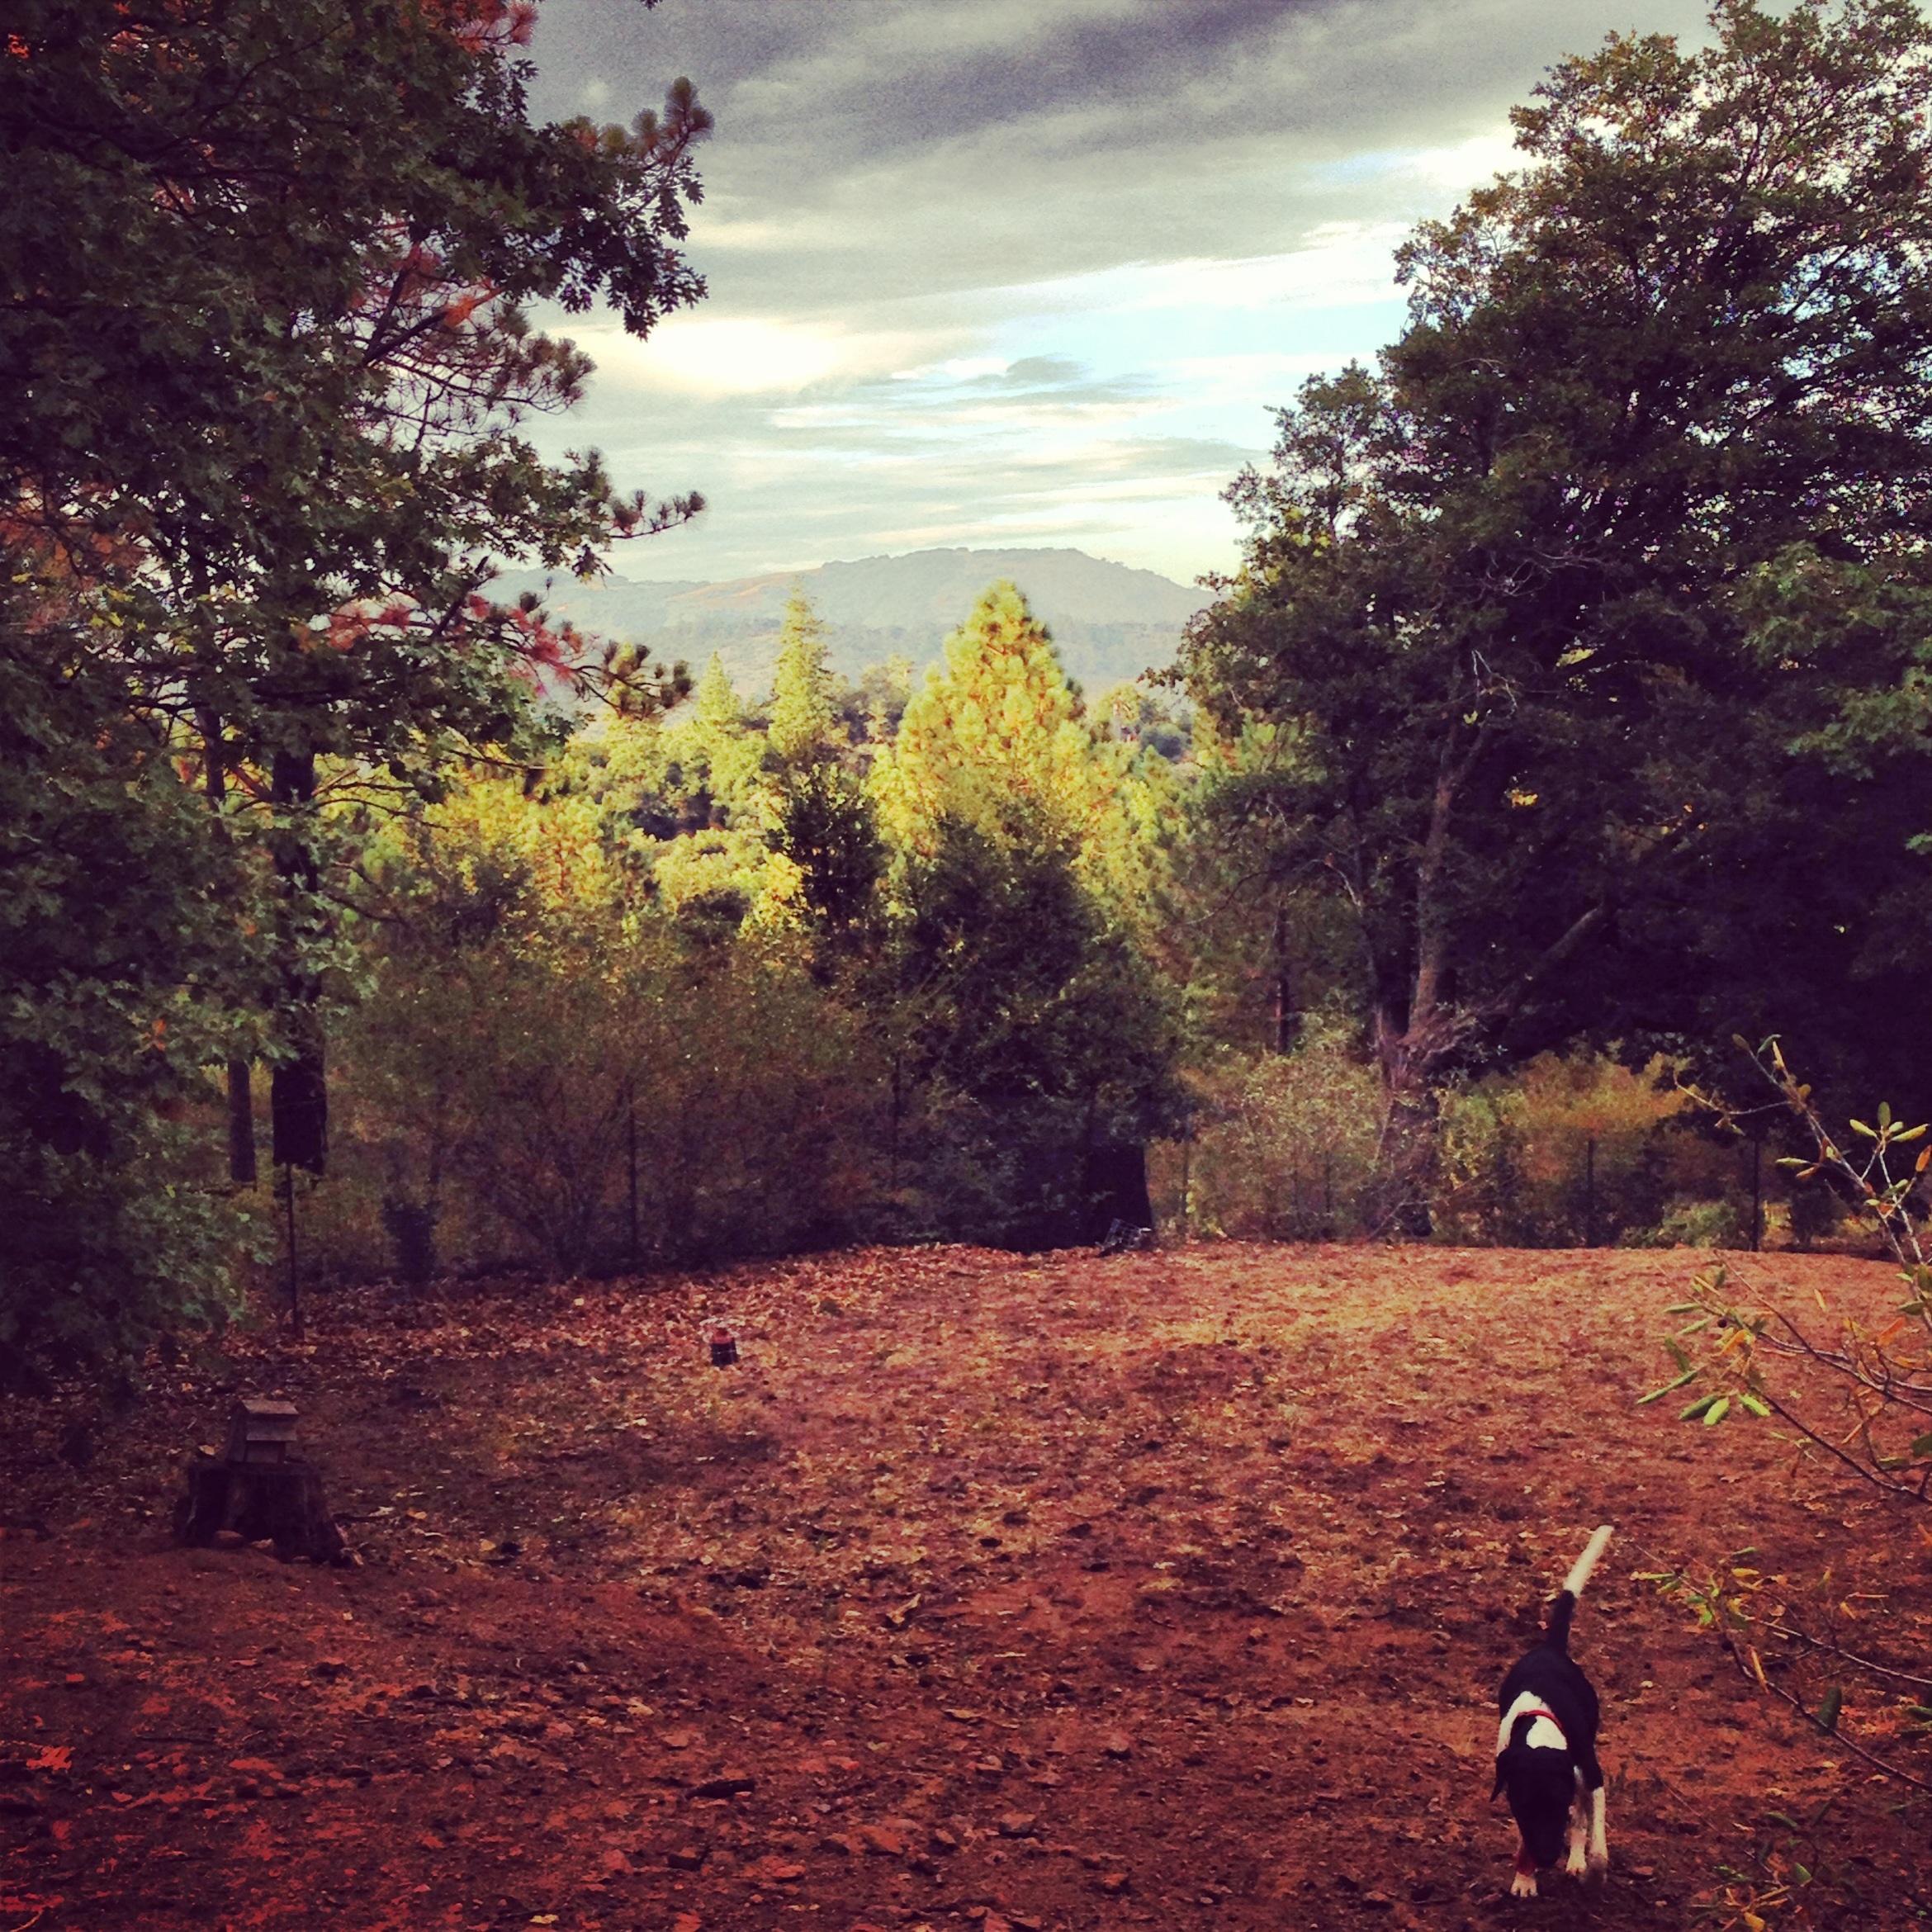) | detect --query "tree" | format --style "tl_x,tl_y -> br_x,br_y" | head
888,813 -> 1180,1247
872,582 -> 1180,1242
2,0 -> 711,1380
0,588 -> 272,1390
1181,0 -> 1932,1229
768,589 -> 839,767
874,582 -> 1128,874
